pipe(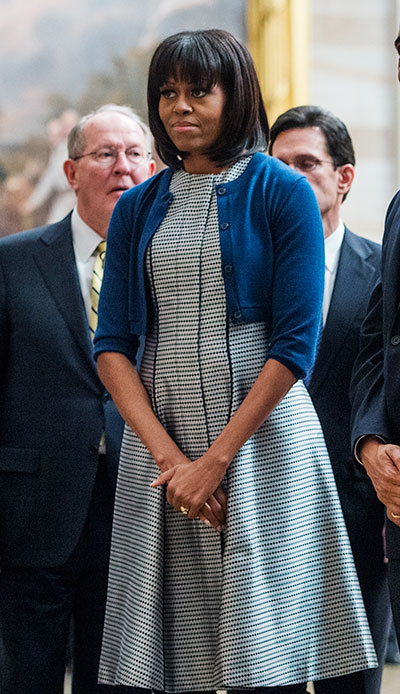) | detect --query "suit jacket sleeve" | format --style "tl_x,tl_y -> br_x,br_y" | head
349,193 -> 400,447
350,278 -> 391,445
